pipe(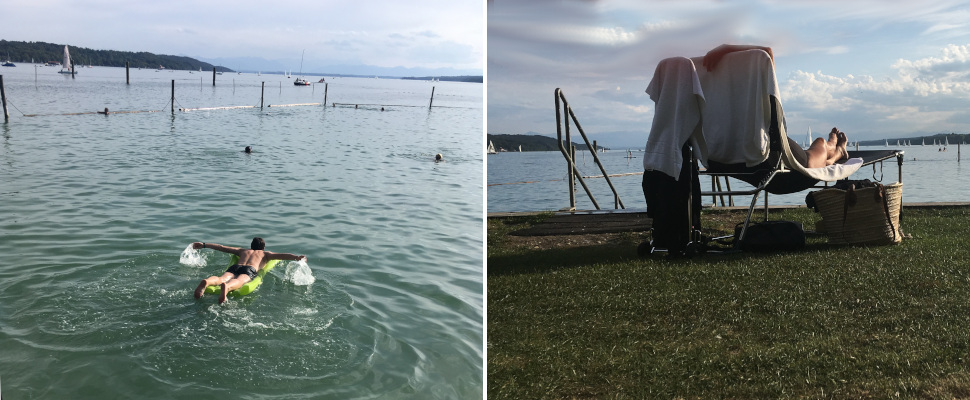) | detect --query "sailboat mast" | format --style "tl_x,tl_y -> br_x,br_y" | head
299,49 -> 305,77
